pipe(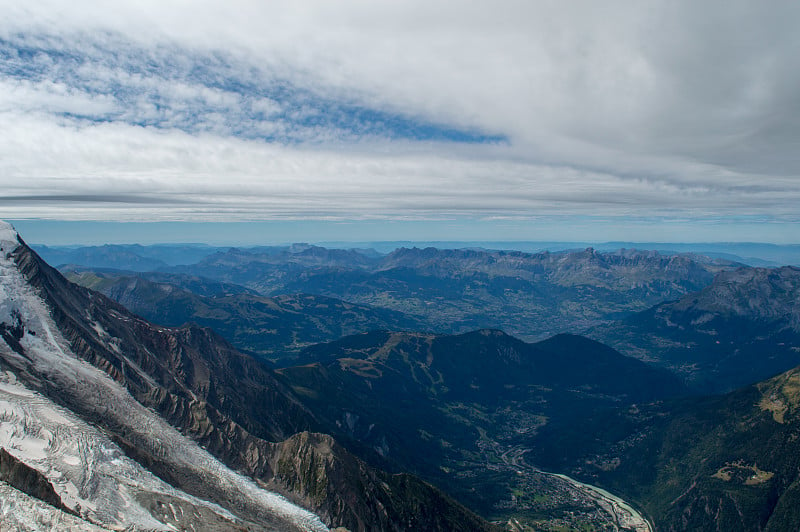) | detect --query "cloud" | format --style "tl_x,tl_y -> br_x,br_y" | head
1,112 -> 797,223
0,0 -> 798,226
0,30 -> 505,144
